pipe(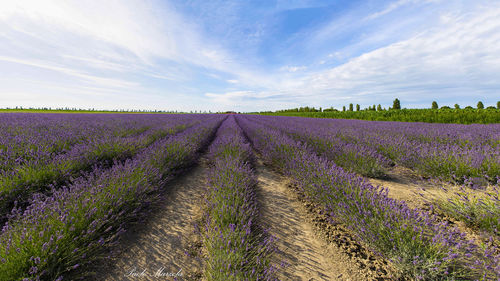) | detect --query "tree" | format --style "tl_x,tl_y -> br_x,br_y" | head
454,104 -> 460,109
343,106 -> 346,112
497,101 -> 500,109
377,104 -> 382,111
477,101 -> 484,109
372,104 -> 376,111
392,98 -> 401,110
349,103 -> 353,111
432,101 -> 438,109
356,104 -> 360,111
